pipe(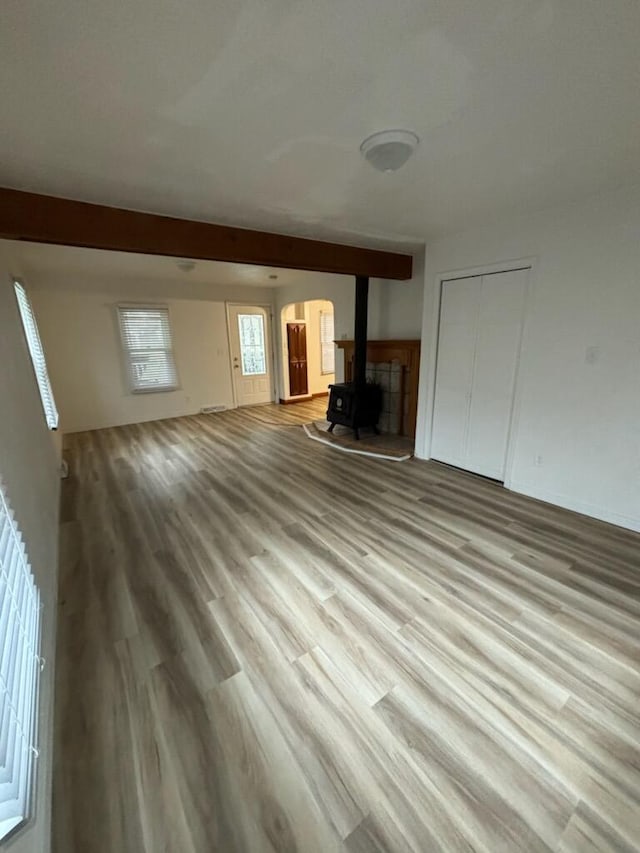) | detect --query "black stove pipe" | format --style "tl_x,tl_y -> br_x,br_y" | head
353,275 -> 369,389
